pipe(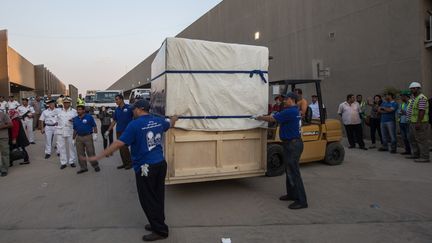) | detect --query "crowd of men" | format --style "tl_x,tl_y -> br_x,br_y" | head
0,93 -> 173,241
338,81 -> 430,163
